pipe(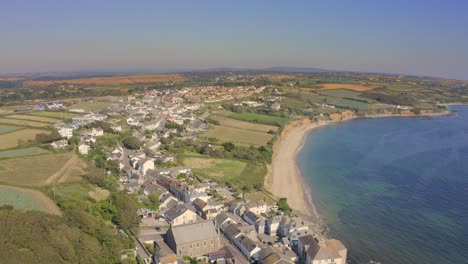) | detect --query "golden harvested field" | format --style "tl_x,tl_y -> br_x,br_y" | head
203,124 -> 274,146
5,114 -> 61,124
0,129 -> 50,150
24,74 -> 186,87
0,118 -> 50,127
88,187 -> 110,202
303,83 -> 374,91
210,115 -> 278,132
0,153 -> 86,186
0,77 -> 24,81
